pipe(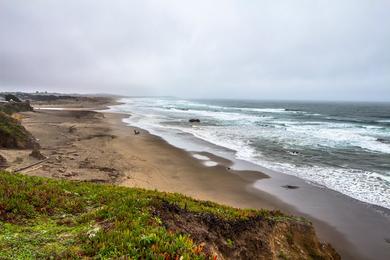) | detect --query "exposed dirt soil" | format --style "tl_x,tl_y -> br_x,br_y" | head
153,201 -> 340,260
